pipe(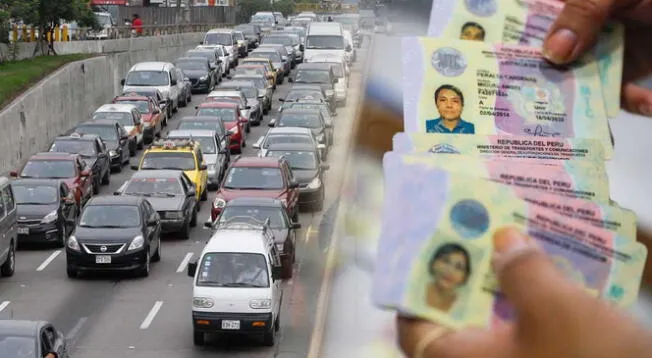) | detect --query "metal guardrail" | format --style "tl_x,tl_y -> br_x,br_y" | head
8,23 -> 232,43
